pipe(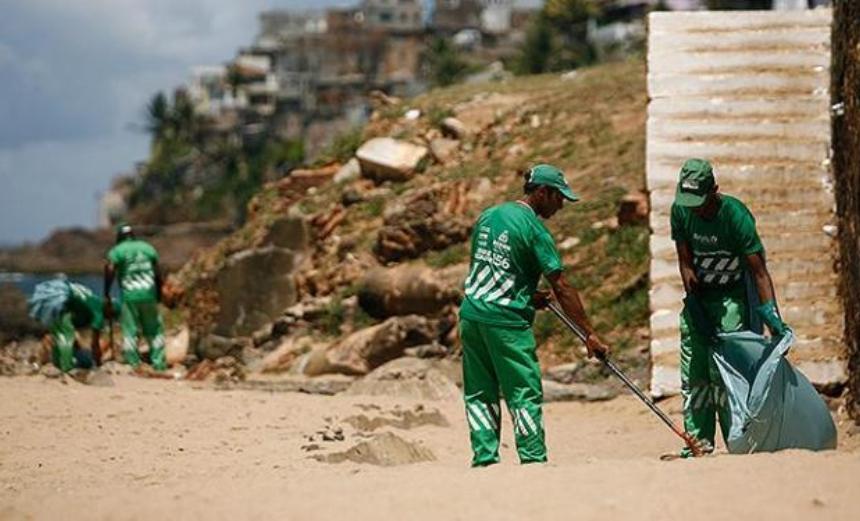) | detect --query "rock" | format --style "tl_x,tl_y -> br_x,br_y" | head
165,327 -> 189,366
40,365 -> 62,379
369,90 -> 401,107
542,380 -> 617,402
544,363 -> 582,384
561,70 -> 579,81
260,336 -> 319,373
99,361 -> 134,376
302,316 -> 437,376
403,342 -> 449,359
357,264 -> 466,319
440,117 -> 469,139
404,108 -> 421,120
263,216 -> 309,251
214,246 -> 298,337
0,284 -> 44,345
344,357 -> 461,401
315,431 -> 435,466
197,334 -> 246,361
591,217 -> 619,231
617,191 -> 649,226
374,186 -> 472,262
341,188 -> 365,206
558,237 -> 582,251
333,158 -> 361,184
356,138 -> 429,182
429,138 -> 459,164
